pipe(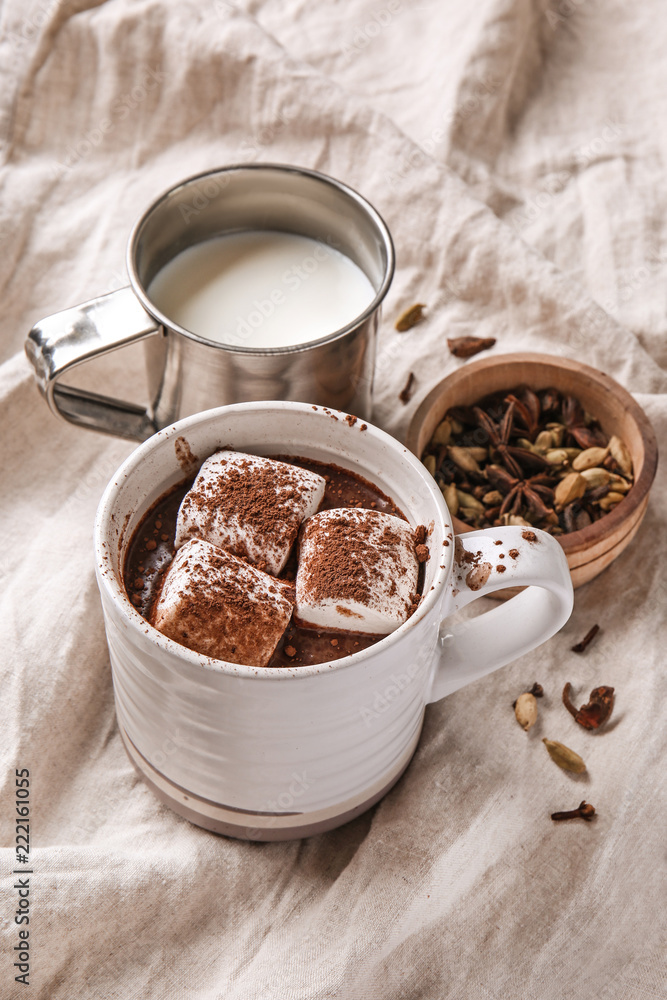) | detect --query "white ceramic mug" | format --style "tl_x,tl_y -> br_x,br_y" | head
94,402 -> 573,840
